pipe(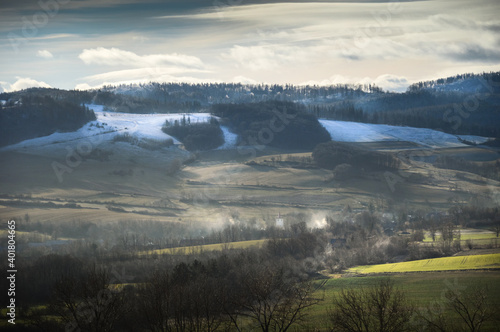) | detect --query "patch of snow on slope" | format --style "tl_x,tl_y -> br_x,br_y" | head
91,106 -> 213,141
0,105 -> 214,152
0,103 -> 489,153
219,126 -> 238,149
319,120 -> 489,148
